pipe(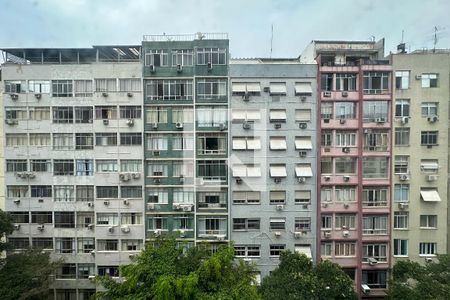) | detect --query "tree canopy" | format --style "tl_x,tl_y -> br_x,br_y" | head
259,250 -> 356,300
388,255 -> 450,300
95,238 -> 260,300
0,209 -> 14,252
